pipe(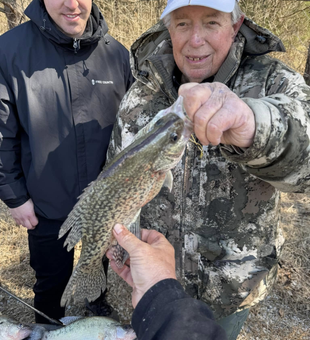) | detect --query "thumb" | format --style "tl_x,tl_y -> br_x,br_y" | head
113,223 -> 142,255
